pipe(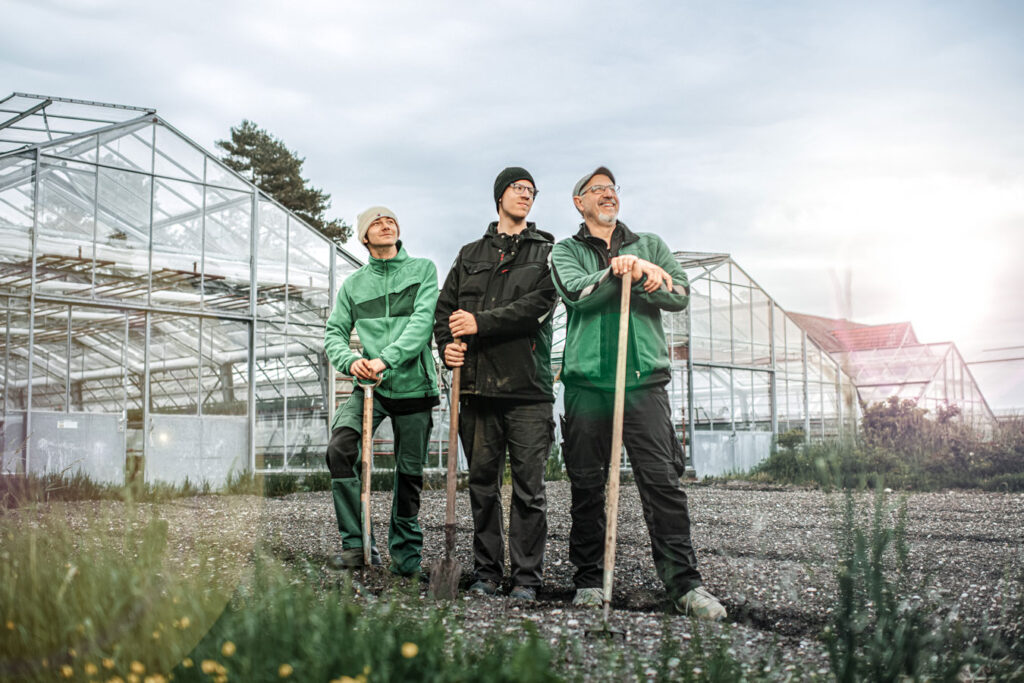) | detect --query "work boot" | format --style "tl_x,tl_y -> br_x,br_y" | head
328,547 -> 382,570
509,586 -> 537,602
674,586 -> 727,621
572,587 -> 603,608
468,579 -> 500,596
